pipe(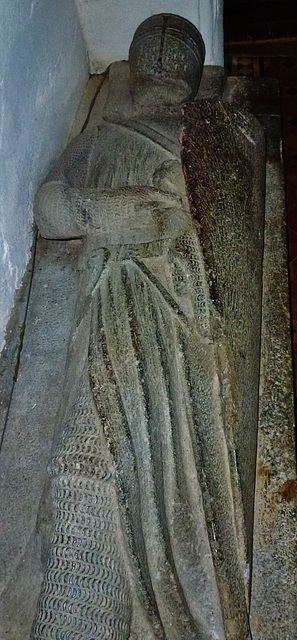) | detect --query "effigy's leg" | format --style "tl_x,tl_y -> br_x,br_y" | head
31,372 -> 132,640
